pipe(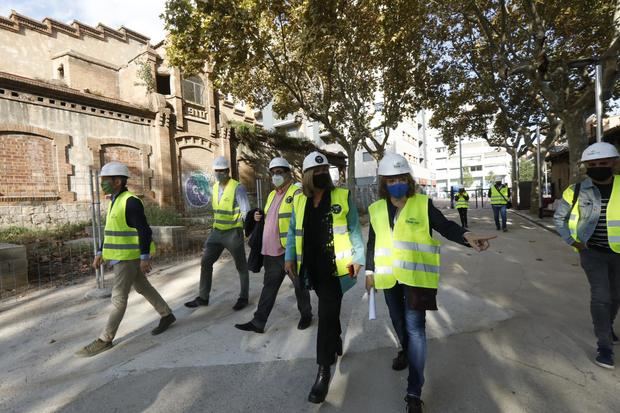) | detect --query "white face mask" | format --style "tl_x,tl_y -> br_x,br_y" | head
272,174 -> 285,188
